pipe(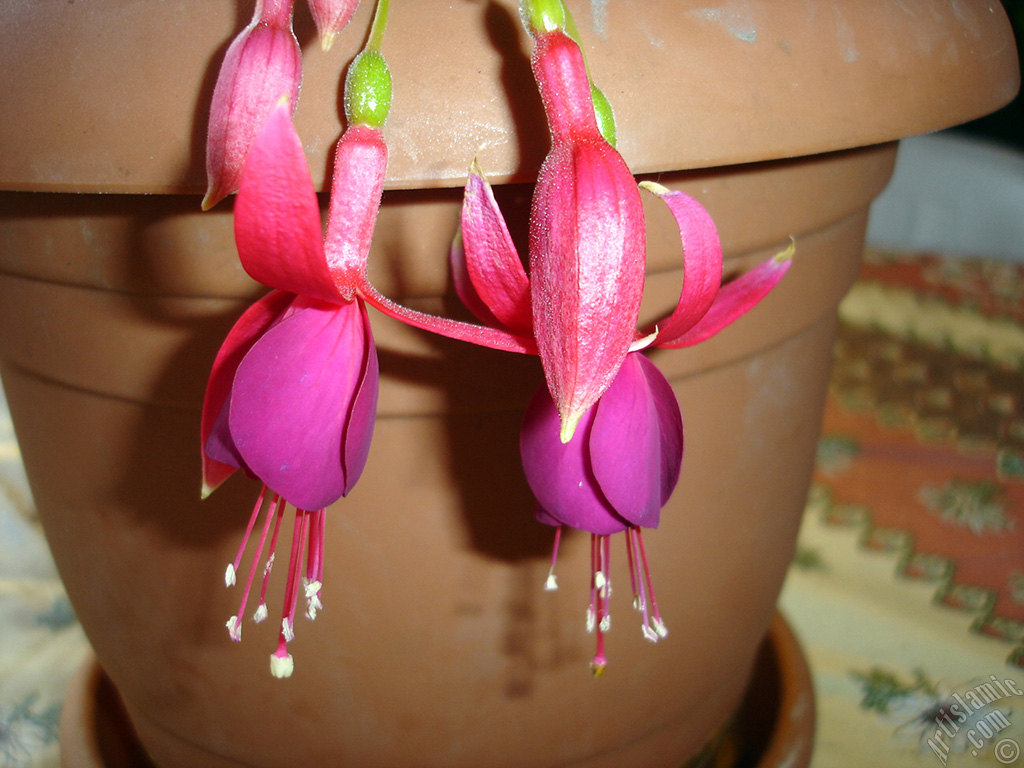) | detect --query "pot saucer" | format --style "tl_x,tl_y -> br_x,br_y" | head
59,612 -> 814,768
